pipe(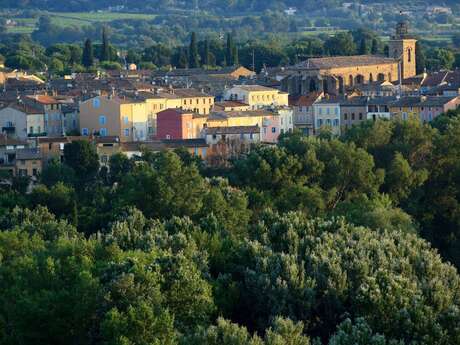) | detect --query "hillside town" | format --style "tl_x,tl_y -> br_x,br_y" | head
0,21 -> 459,183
